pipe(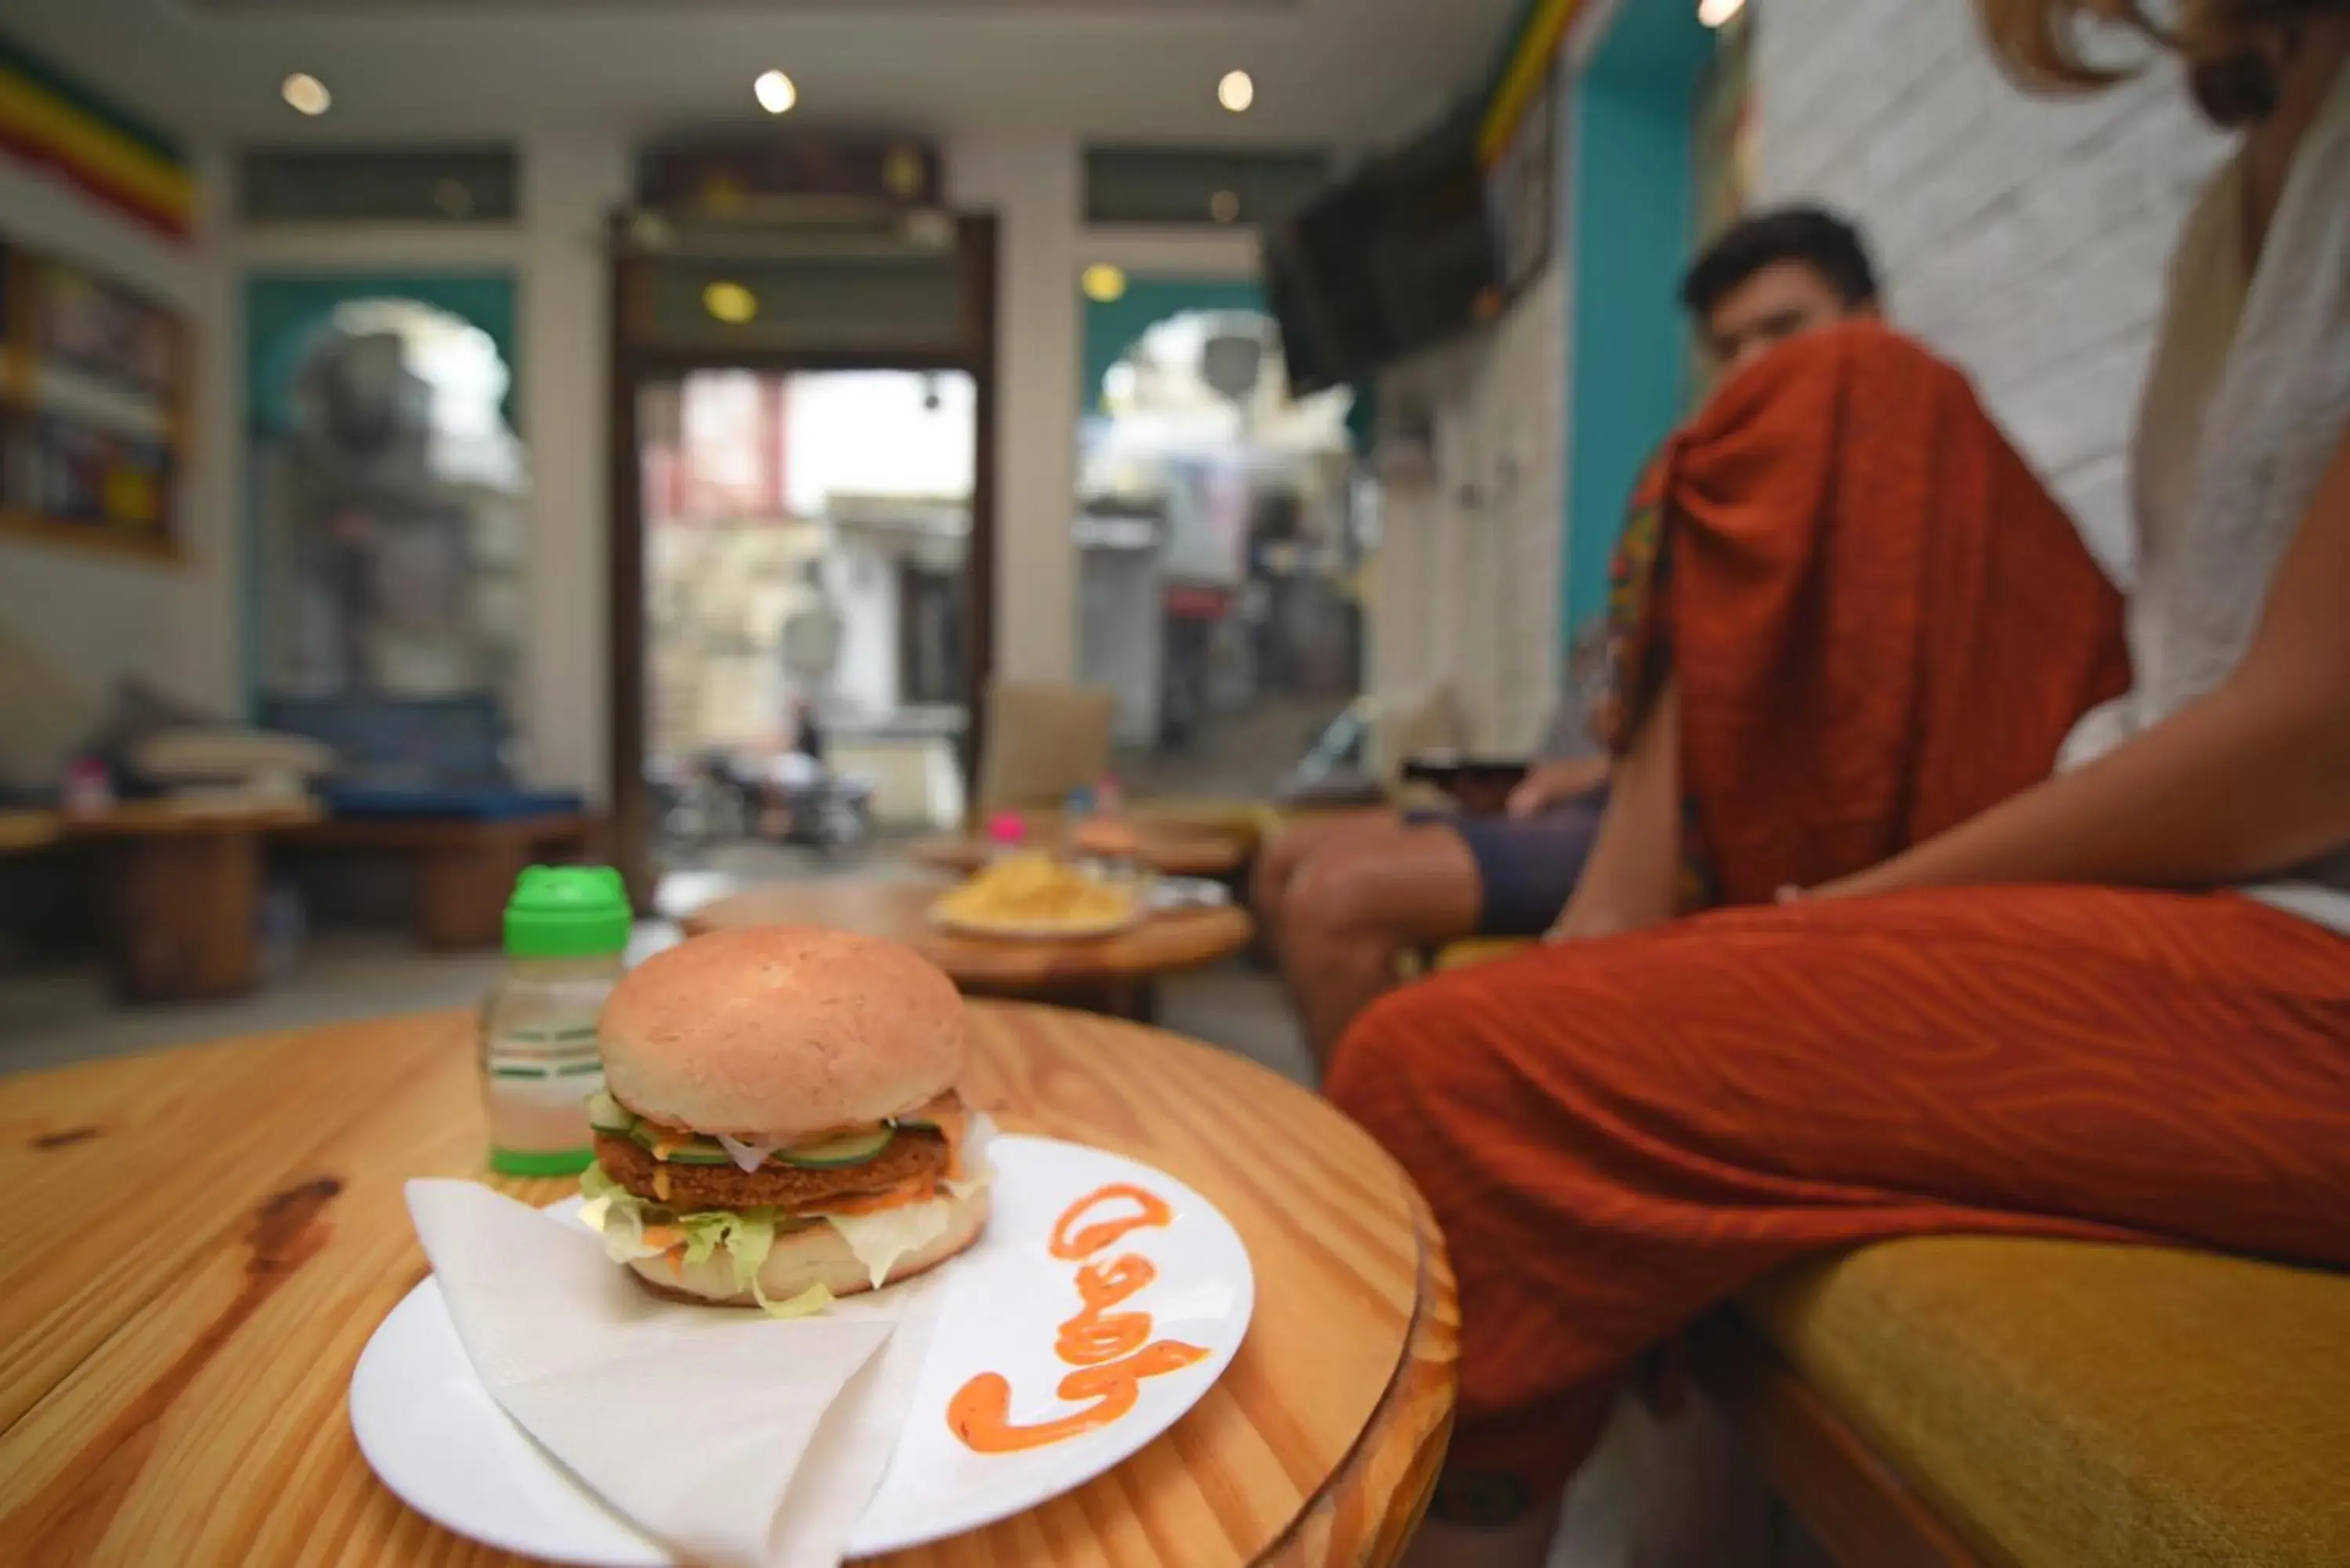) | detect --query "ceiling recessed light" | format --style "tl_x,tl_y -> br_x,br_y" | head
281,73 -> 331,116
1081,264 -> 1127,303
1209,190 -> 1241,223
1217,70 -> 1255,114
1697,0 -> 1745,27
703,280 -> 758,324
754,70 -> 797,115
